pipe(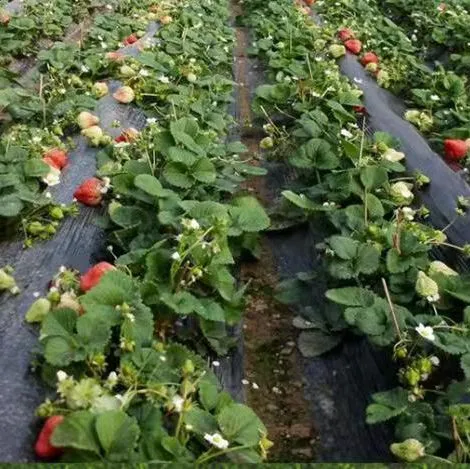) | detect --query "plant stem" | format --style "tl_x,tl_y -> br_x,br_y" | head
382,277 -> 402,340
196,444 -> 252,465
